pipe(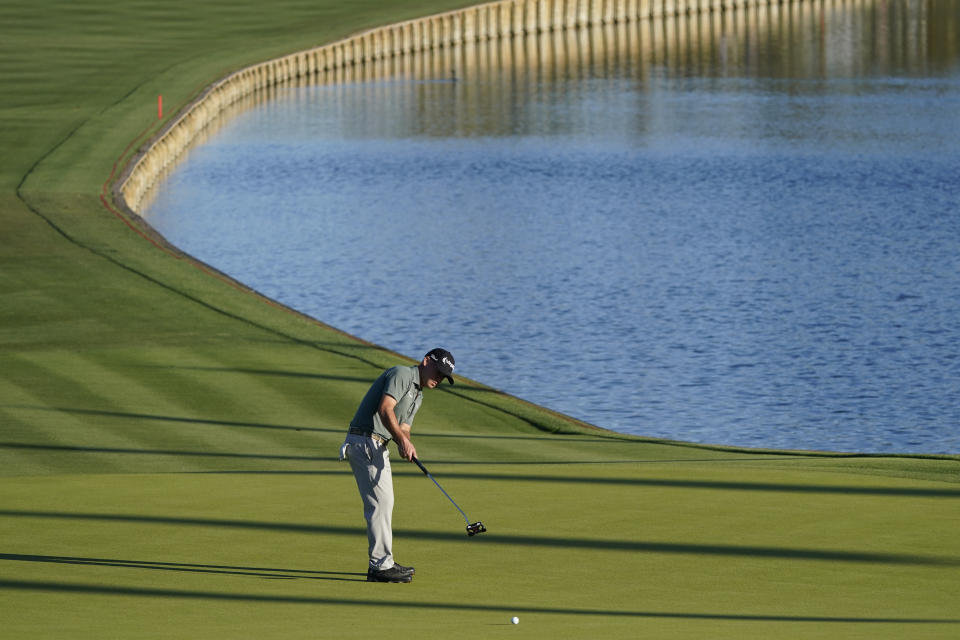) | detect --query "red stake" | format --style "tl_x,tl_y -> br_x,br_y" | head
158,95 -> 163,120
